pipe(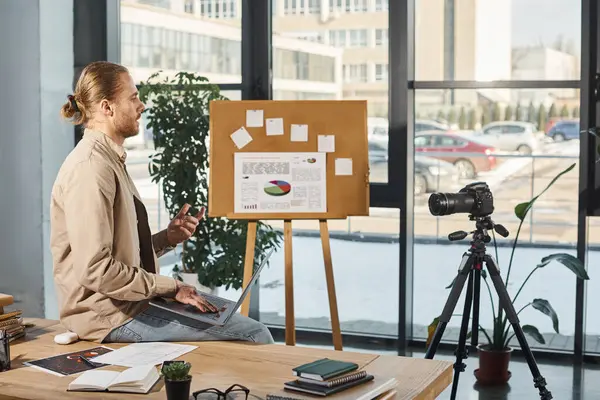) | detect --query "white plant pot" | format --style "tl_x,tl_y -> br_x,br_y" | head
178,272 -> 218,296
